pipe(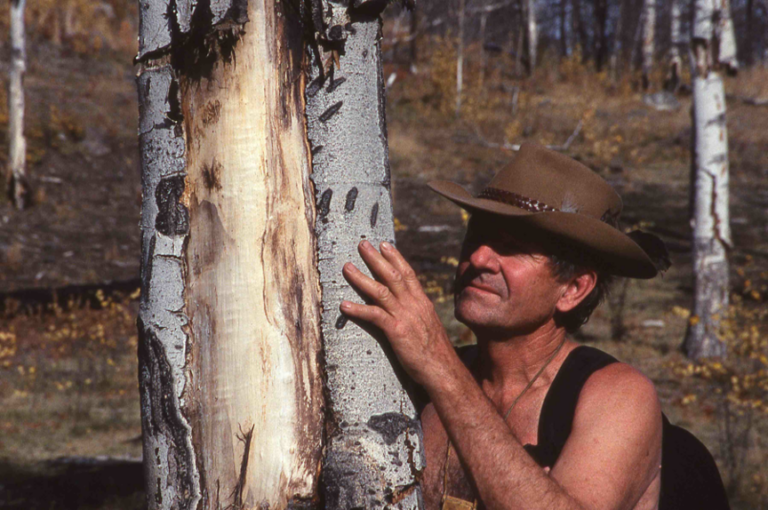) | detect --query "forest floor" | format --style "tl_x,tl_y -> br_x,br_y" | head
1,38 -> 767,509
